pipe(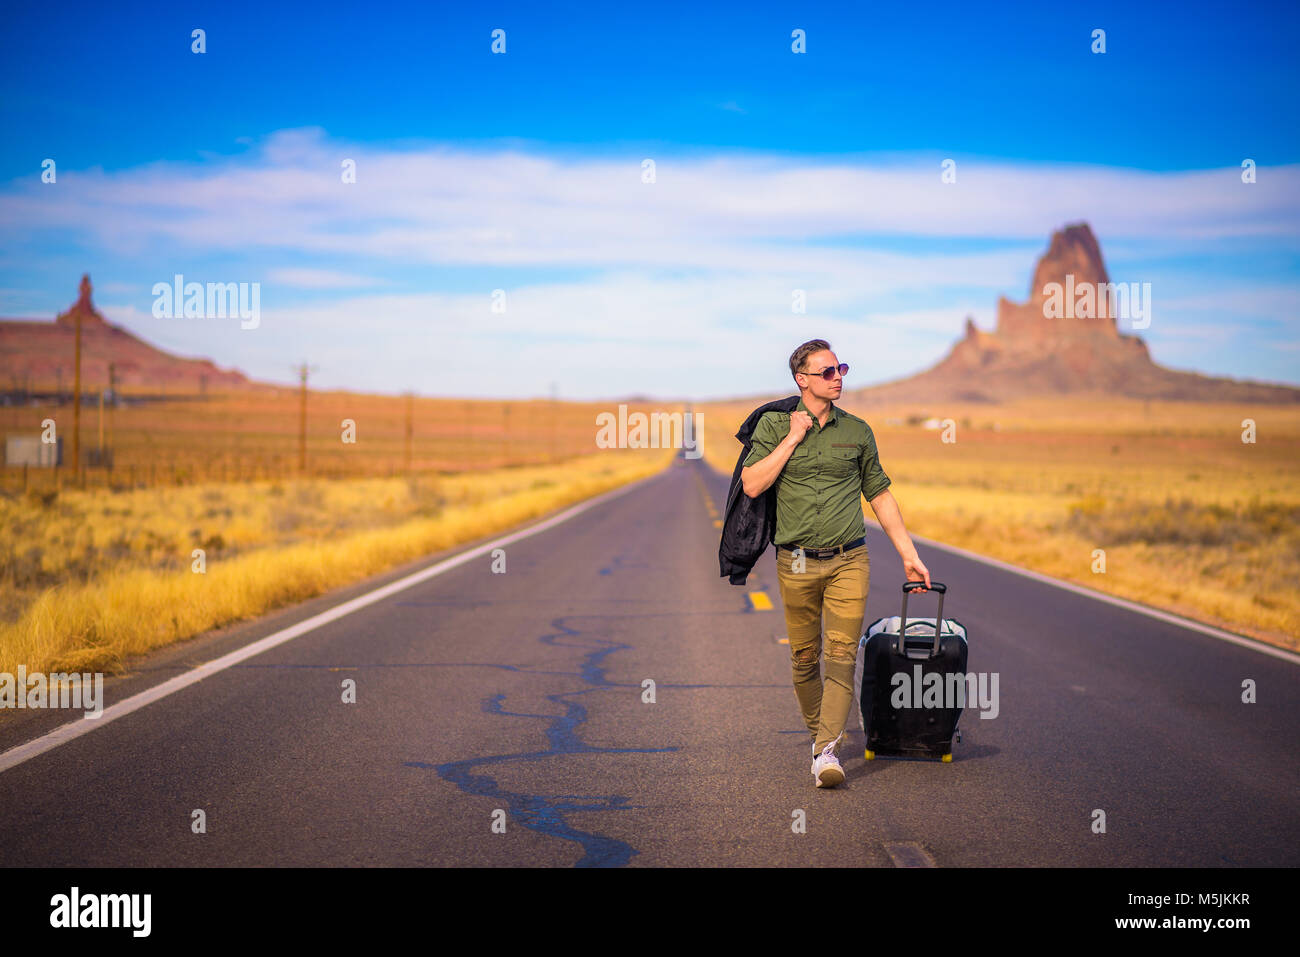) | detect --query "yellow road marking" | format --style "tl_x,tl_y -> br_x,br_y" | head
749,592 -> 773,611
